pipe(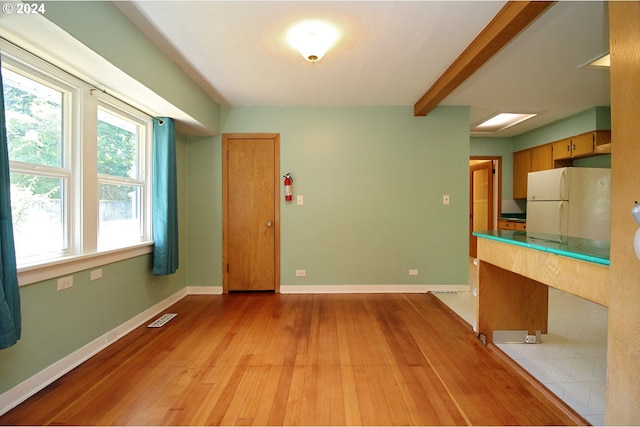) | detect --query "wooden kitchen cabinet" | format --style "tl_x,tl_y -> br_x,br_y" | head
531,143 -> 553,171
571,132 -> 598,157
513,143 -> 552,199
498,219 -> 526,231
552,138 -> 572,160
552,130 -> 612,163
512,149 -> 531,199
